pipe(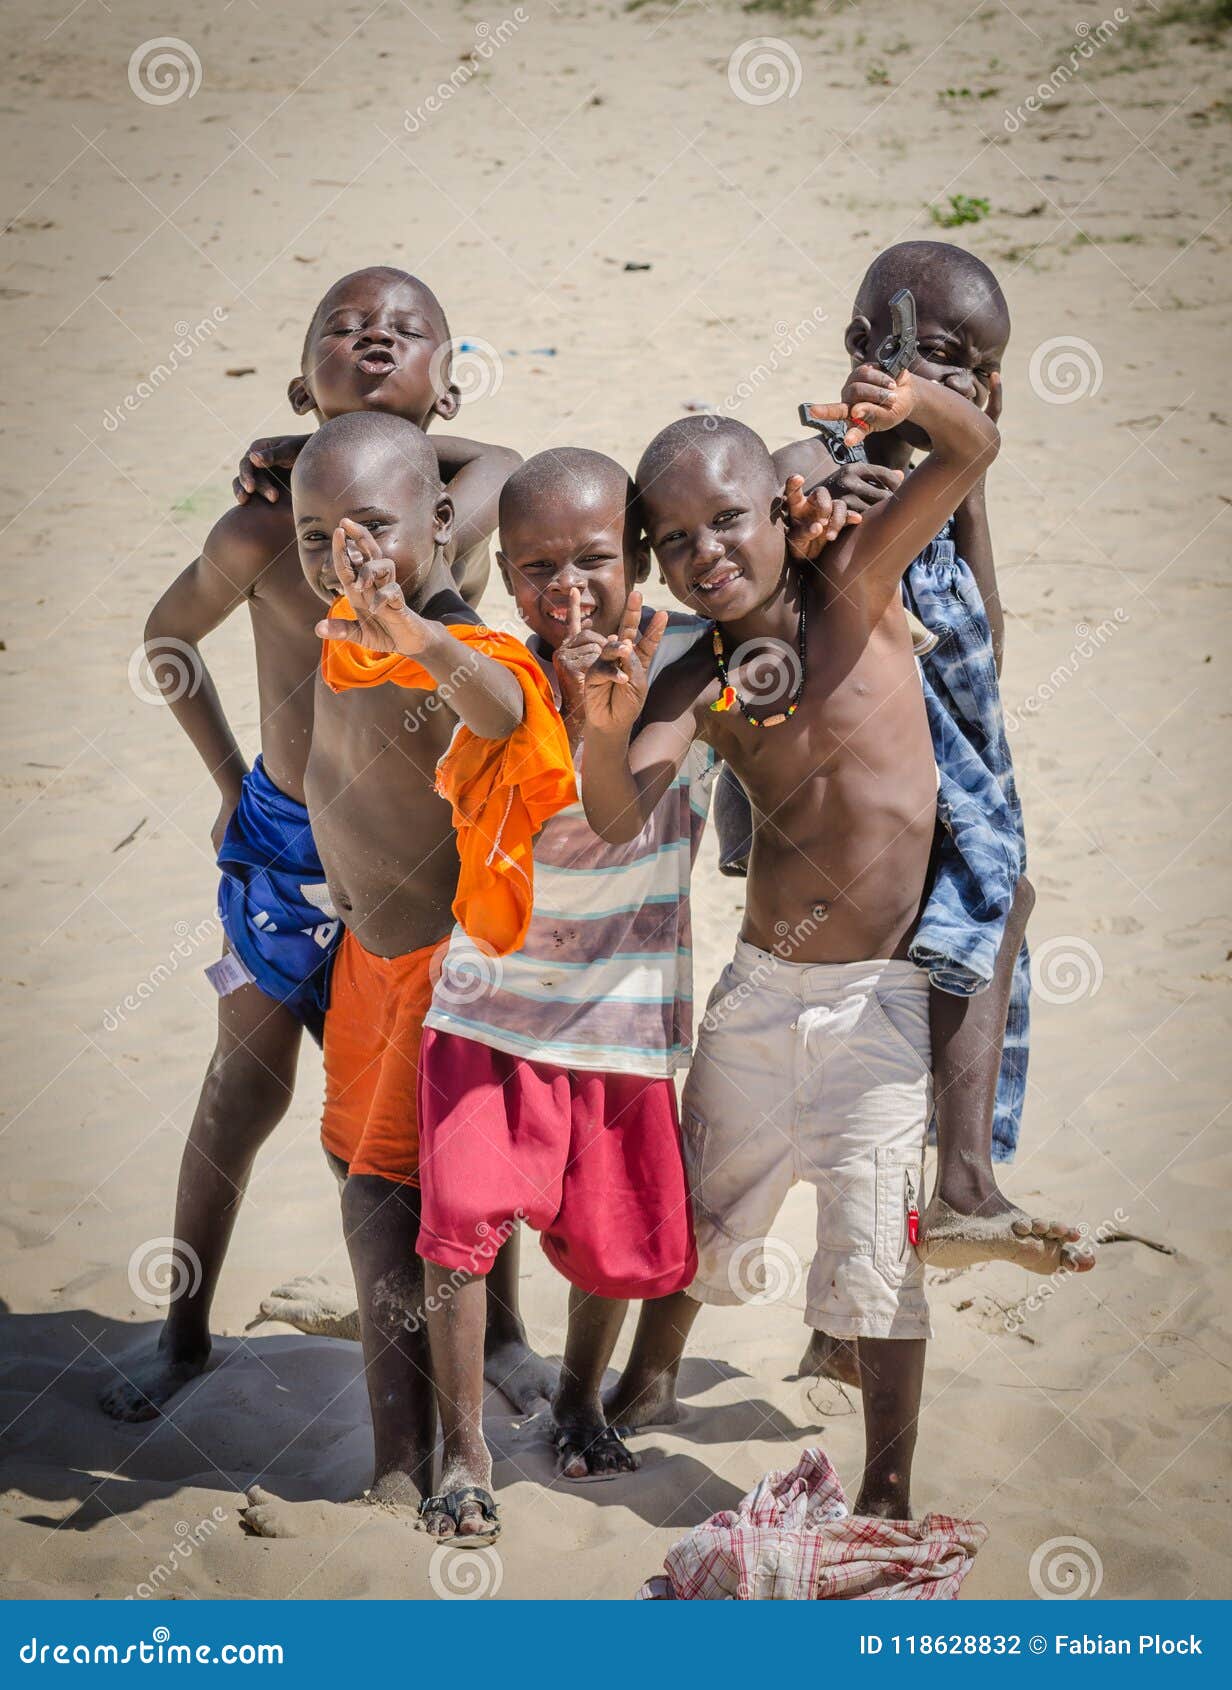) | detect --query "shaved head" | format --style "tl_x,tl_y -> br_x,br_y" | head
293,409 -> 440,496
854,241 -> 1008,339
500,448 -> 633,529
636,415 -> 777,510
